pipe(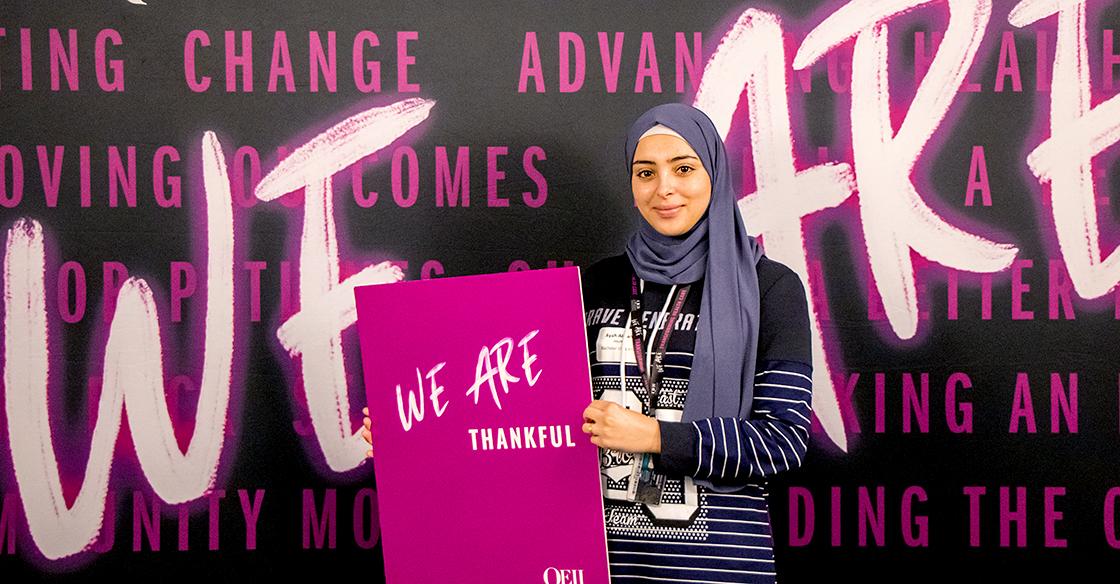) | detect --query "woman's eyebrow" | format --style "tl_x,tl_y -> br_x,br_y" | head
631,155 -> 701,166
